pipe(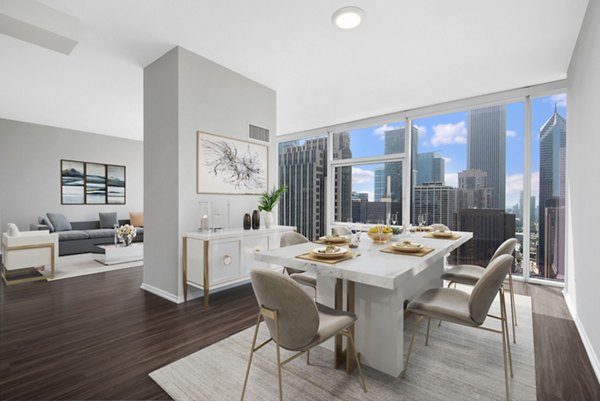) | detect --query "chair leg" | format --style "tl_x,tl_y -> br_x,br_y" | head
240,313 -> 262,401
425,318 -> 431,346
439,282 -> 454,327
508,271 -> 517,345
501,289 -> 514,378
306,349 -> 310,365
274,313 -> 284,401
500,295 -> 510,401
345,331 -> 367,392
402,315 -> 423,379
